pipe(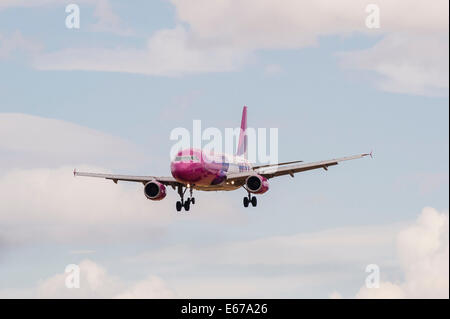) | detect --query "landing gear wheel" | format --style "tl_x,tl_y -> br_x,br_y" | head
176,201 -> 182,212
251,196 -> 257,207
243,197 -> 249,207
184,200 -> 190,211
191,198 -> 195,205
